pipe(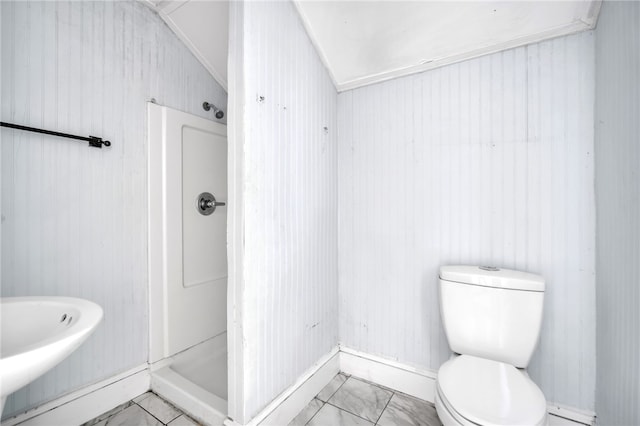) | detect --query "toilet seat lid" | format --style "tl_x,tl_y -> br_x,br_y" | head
438,355 -> 547,425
